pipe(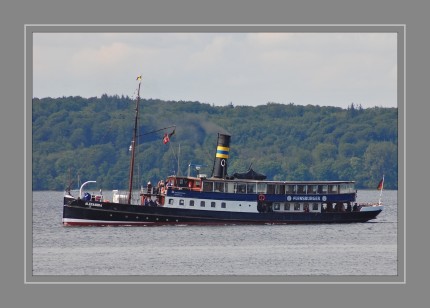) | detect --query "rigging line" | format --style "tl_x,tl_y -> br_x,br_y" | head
139,125 -> 176,137
168,141 -> 181,175
169,141 -> 177,164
